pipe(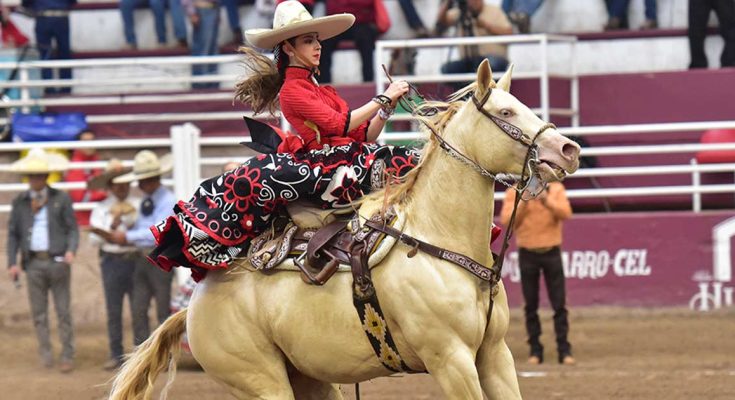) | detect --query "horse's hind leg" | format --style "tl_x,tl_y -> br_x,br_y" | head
288,367 -> 344,400
477,282 -> 522,400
